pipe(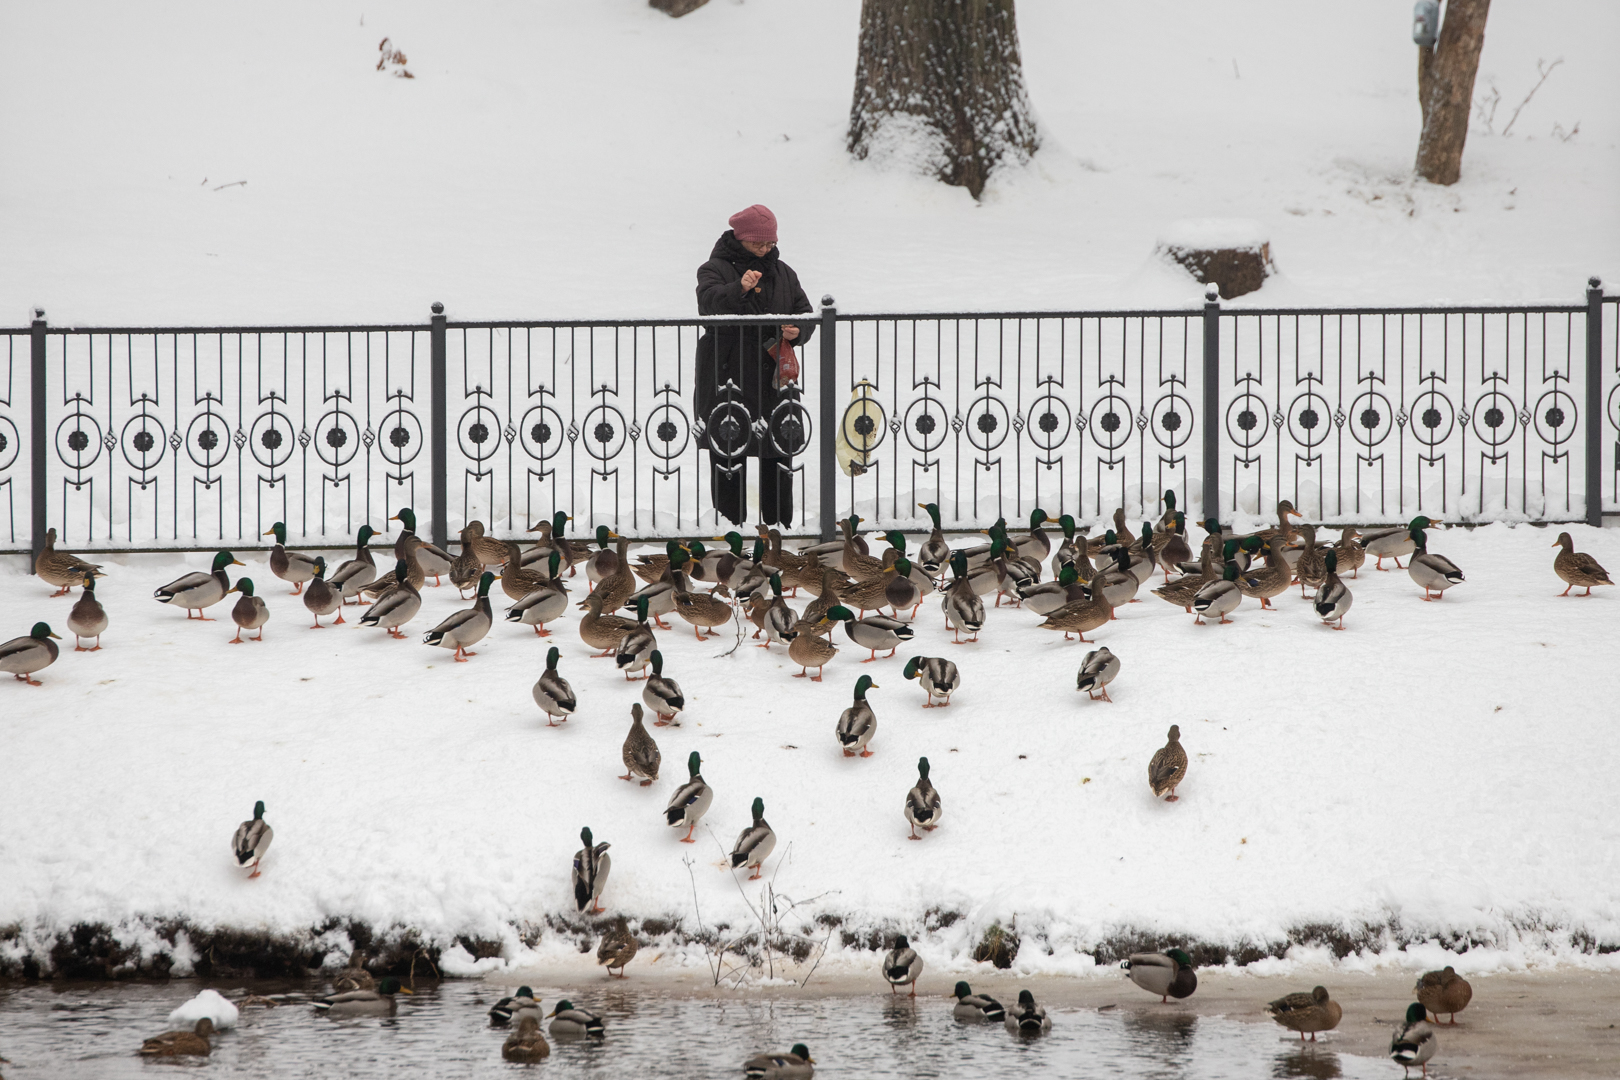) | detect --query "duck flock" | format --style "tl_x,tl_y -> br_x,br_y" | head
9,498 -> 1611,1076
